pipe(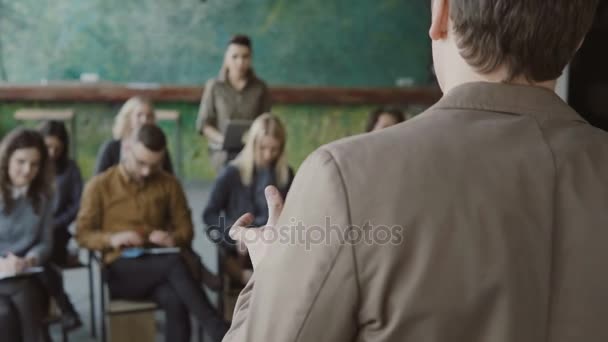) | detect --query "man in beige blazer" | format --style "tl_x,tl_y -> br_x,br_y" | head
224,1 -> 605,341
